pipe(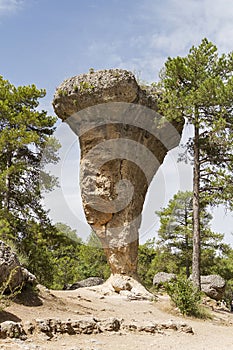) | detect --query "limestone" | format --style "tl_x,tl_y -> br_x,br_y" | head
0,317 -> 194,340
97,274 -> 154,300
111,276 -> 132,293
200,274 -> 226,301
53,69 -> 184,278
122,320 -> 194,334
0,321 -> 27,340
68,277 -> 104,290
0,240 -> 36,291
153,272 -> 177,286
